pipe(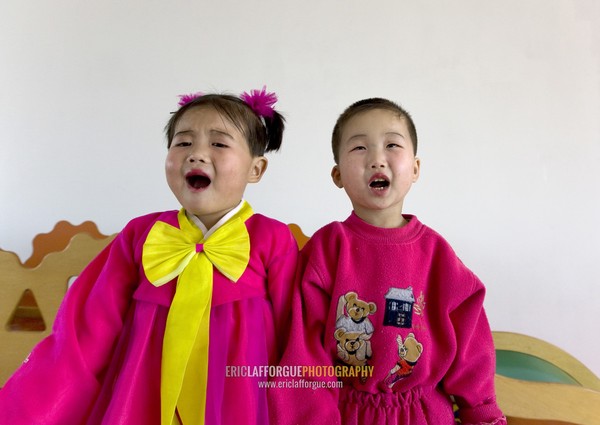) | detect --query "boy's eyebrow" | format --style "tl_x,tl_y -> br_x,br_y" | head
346,131 -> 406,142
346,133 -> 367,142
385,131 -> 406,139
